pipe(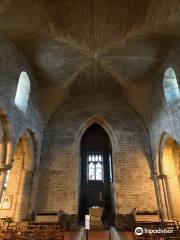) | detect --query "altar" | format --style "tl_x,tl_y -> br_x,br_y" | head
89,207 -> 103,229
